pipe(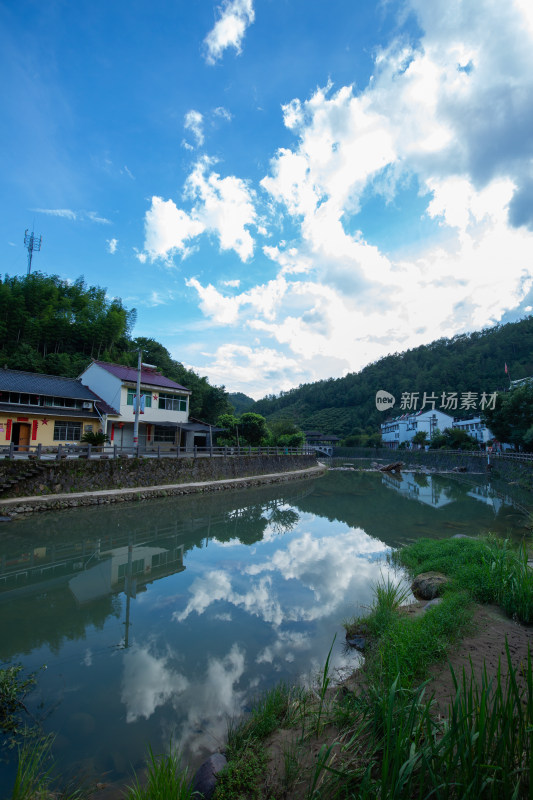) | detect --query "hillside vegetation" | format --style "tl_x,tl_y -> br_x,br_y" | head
0,272 -> 230,422
251,317 -> 533,437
